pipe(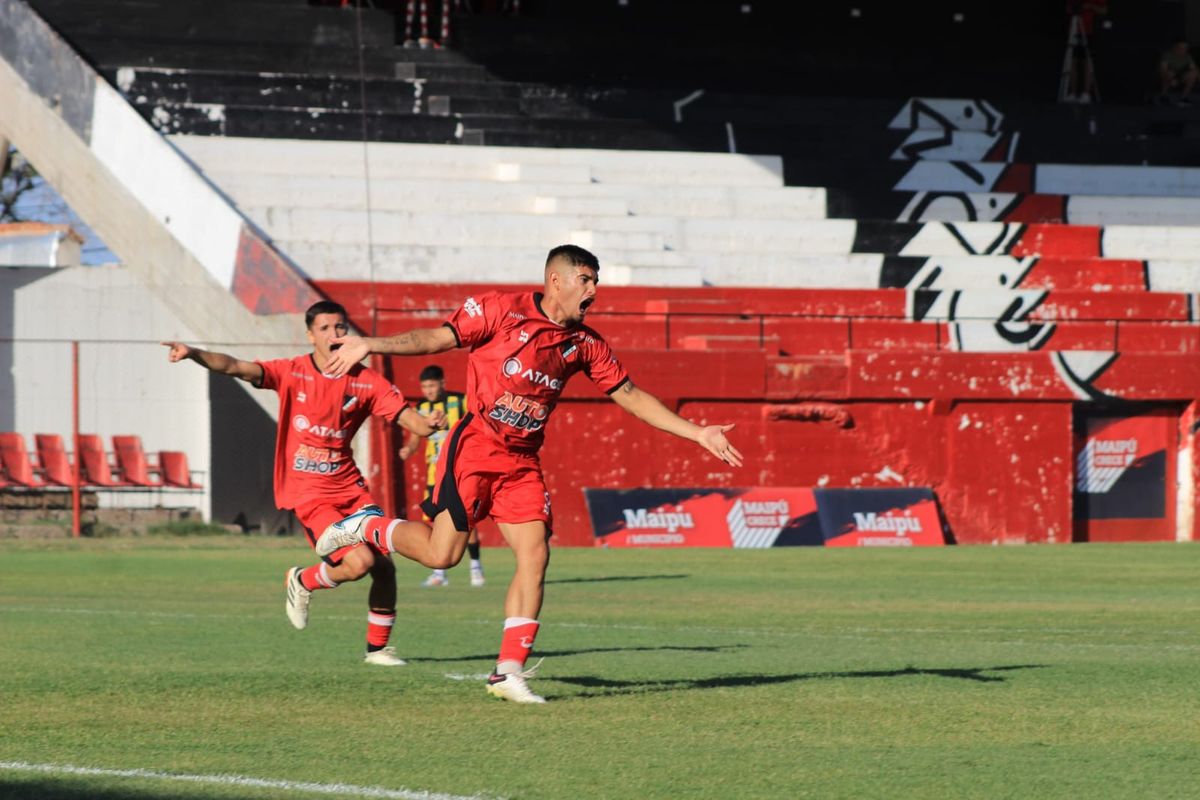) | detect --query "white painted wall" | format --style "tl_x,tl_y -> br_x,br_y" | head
2,265 -> 213,515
